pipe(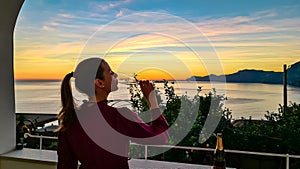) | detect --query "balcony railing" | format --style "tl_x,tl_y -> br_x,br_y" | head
24,133 -> 300,169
